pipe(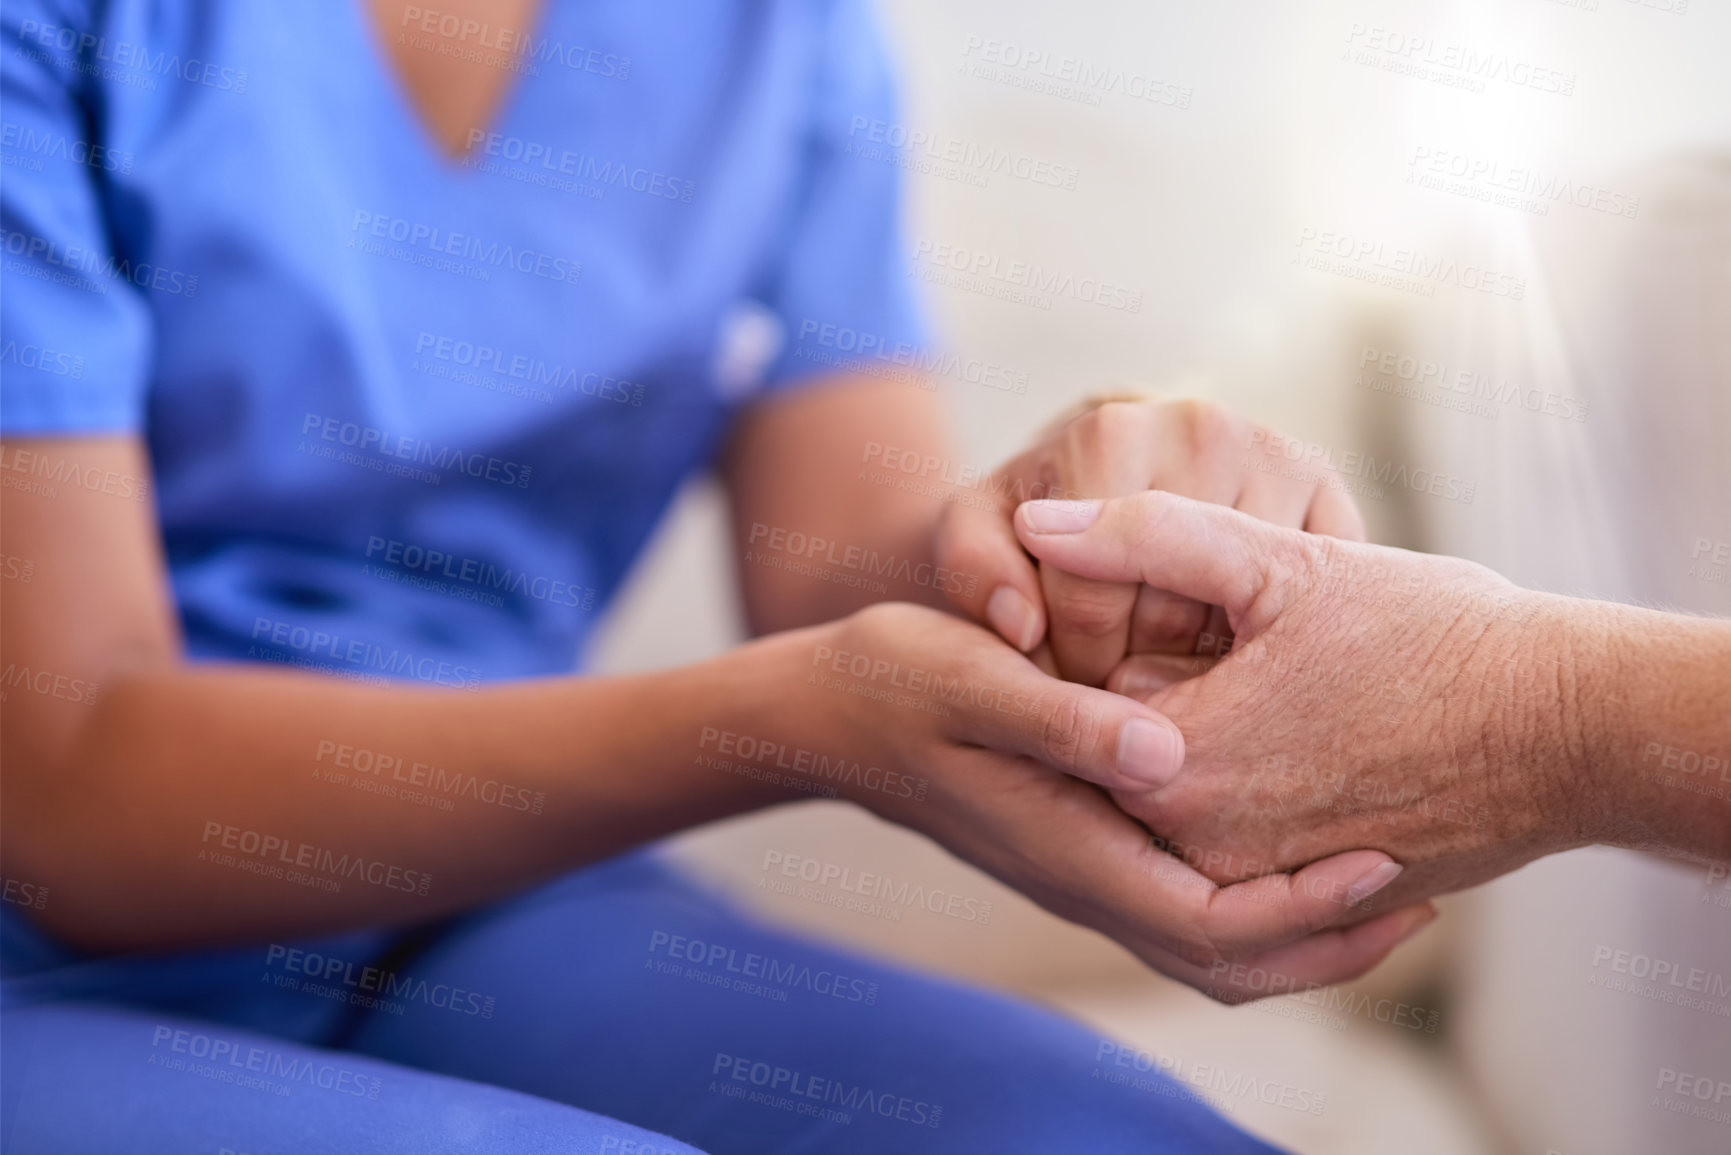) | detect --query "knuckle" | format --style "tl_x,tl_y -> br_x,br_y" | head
931,518 -> 990,588
1037,692 -> 1099,769
1070,402 -> 1148,457
847,600 -> 923,641
1051,586 -> 1129,639
1279,533 -> 1334,589
1172,398 -> 1240,455
1132,595 -> 1209,645
1169,931 -> 1225,971
1093,399 -> 1151,433
1248,536 -> 1328,624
